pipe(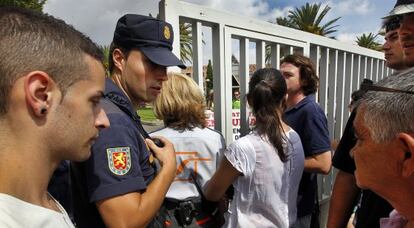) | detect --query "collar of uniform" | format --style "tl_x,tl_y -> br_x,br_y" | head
285,94 -> 316,113
104,78 -> 138,118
